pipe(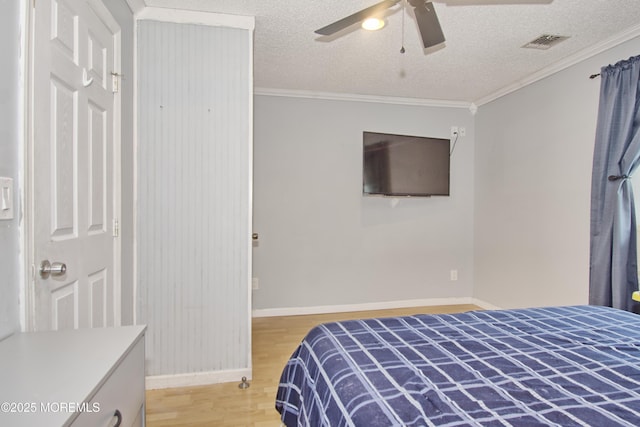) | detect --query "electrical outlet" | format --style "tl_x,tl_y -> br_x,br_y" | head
450,126 -> 458,138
